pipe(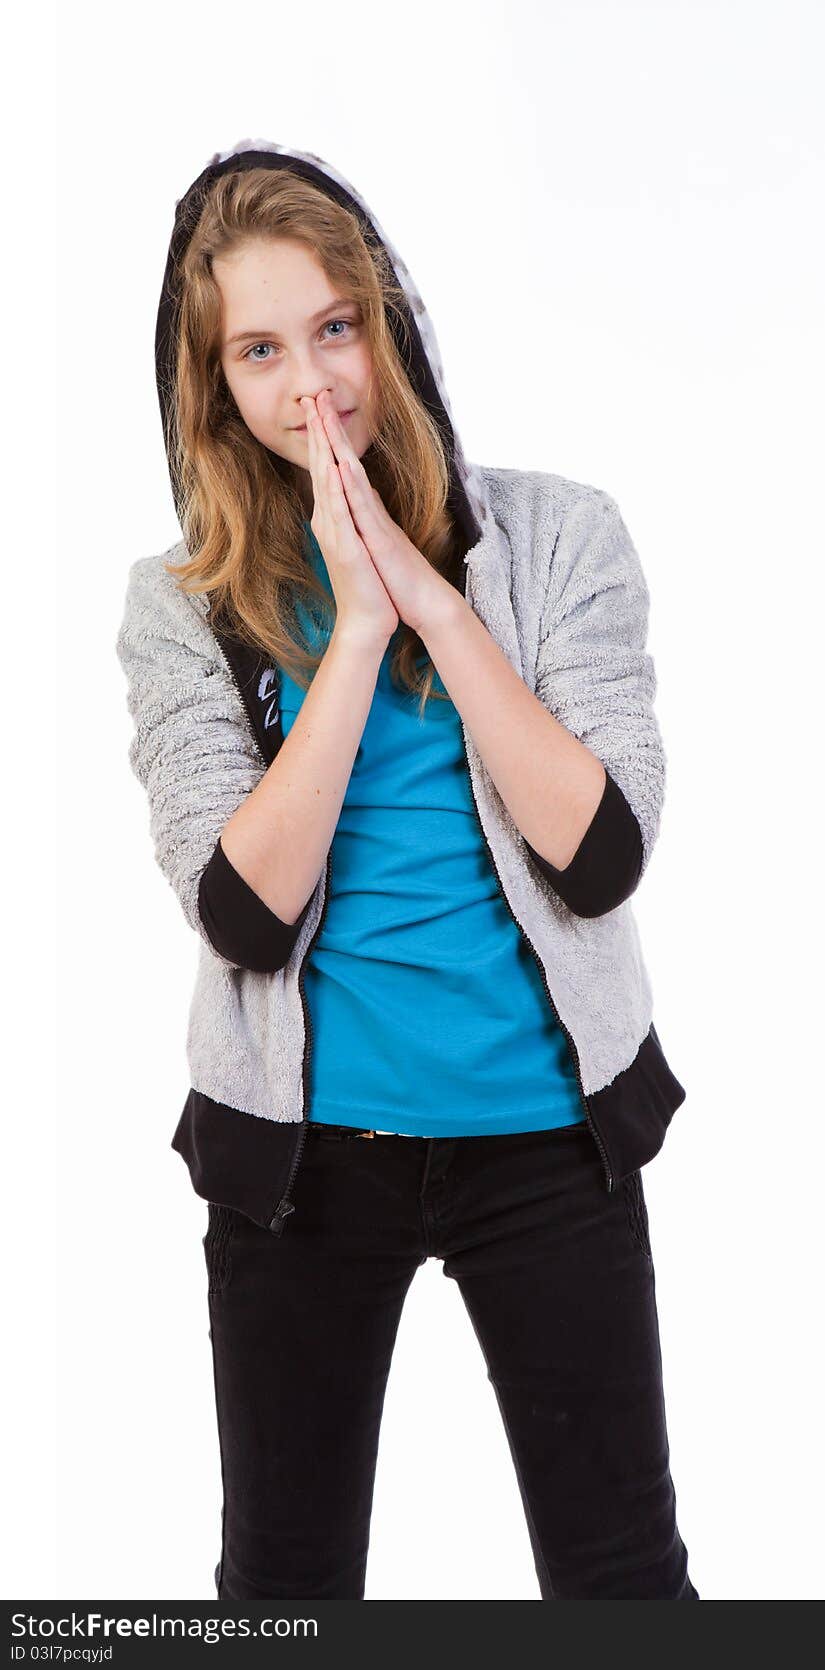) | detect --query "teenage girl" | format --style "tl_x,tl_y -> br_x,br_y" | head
116,139 -> 698,1601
